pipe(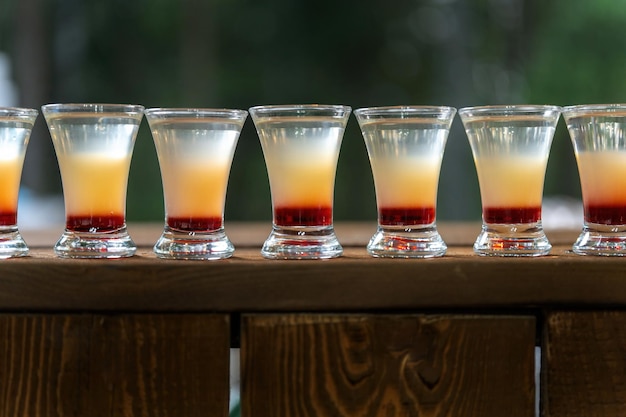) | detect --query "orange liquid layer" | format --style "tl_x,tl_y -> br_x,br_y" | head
475,156 -> 546,208
0,158 -> 22,214
370,157 -> 440,208
57,154 -> 130,216
576,152 -> 626,206
160,161 -> 230,219
262,145 -> 337,208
